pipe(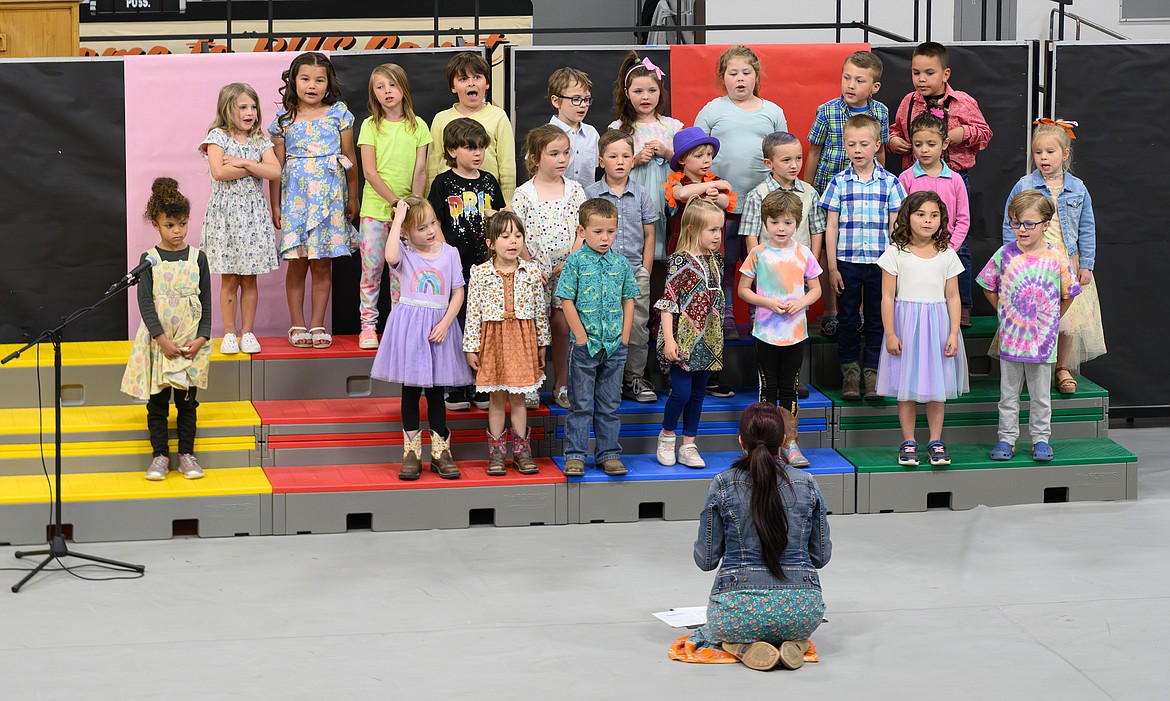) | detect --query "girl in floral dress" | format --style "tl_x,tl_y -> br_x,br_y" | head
268,52 -> 359,349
